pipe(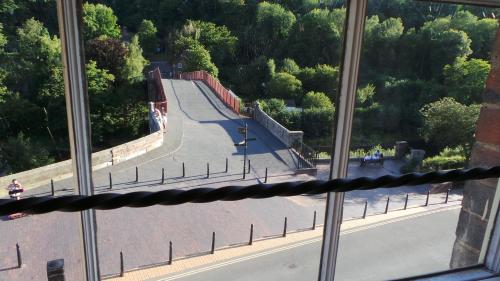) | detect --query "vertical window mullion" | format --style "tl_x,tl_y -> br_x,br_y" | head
318,0 -> 368,280
56,0 -> 100,280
